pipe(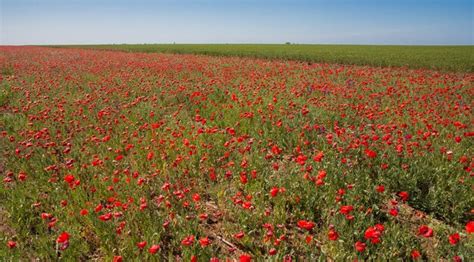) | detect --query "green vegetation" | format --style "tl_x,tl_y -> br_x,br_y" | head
1,47 -> 472,261
55,44 -> 474,72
